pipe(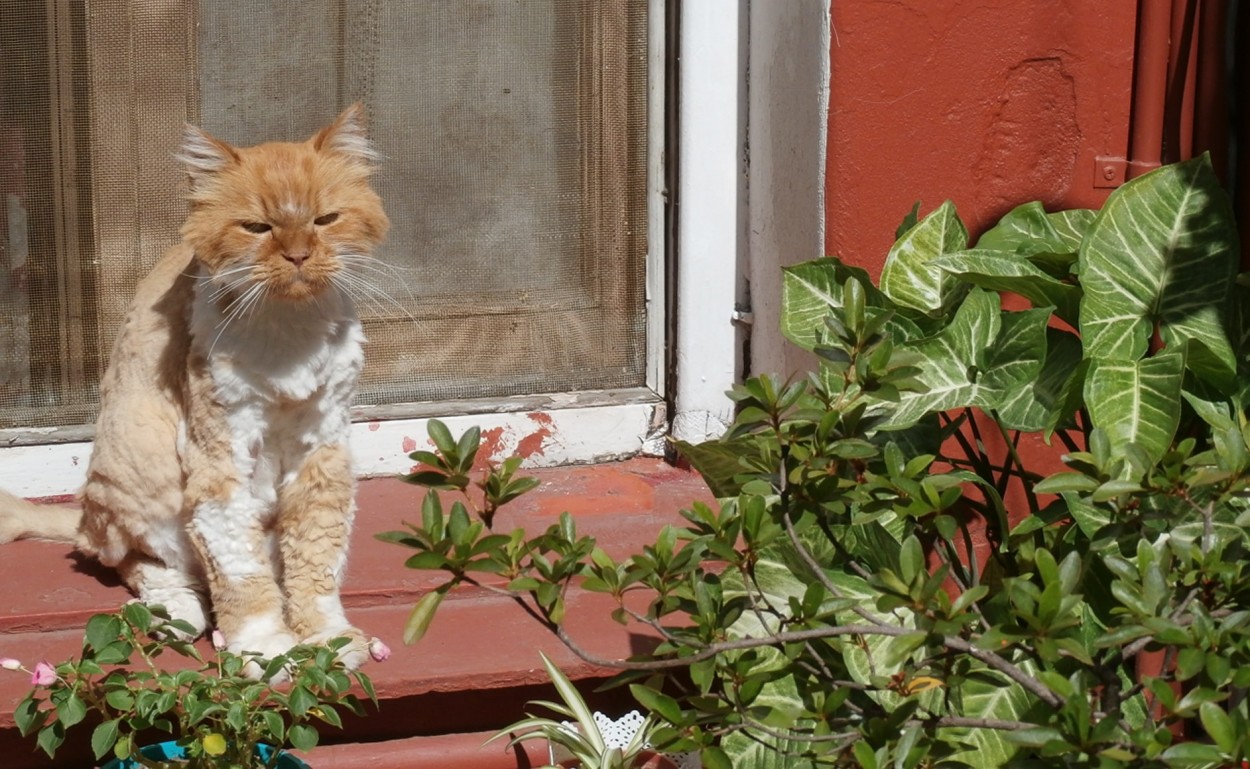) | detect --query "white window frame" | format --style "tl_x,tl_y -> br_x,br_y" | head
0,0 -> 830,498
